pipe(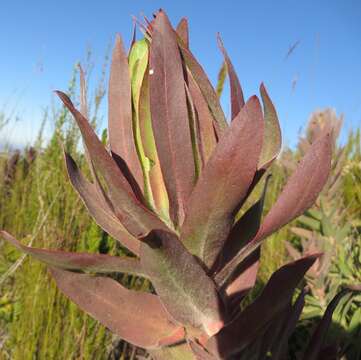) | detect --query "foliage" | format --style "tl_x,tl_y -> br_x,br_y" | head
0,10 -> 360,360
